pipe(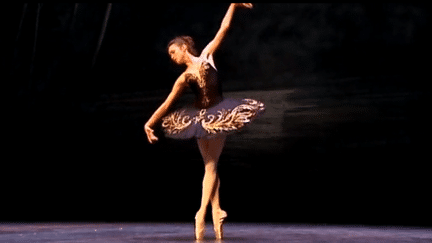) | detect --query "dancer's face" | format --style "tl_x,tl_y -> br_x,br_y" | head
168,44 -> 186,65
